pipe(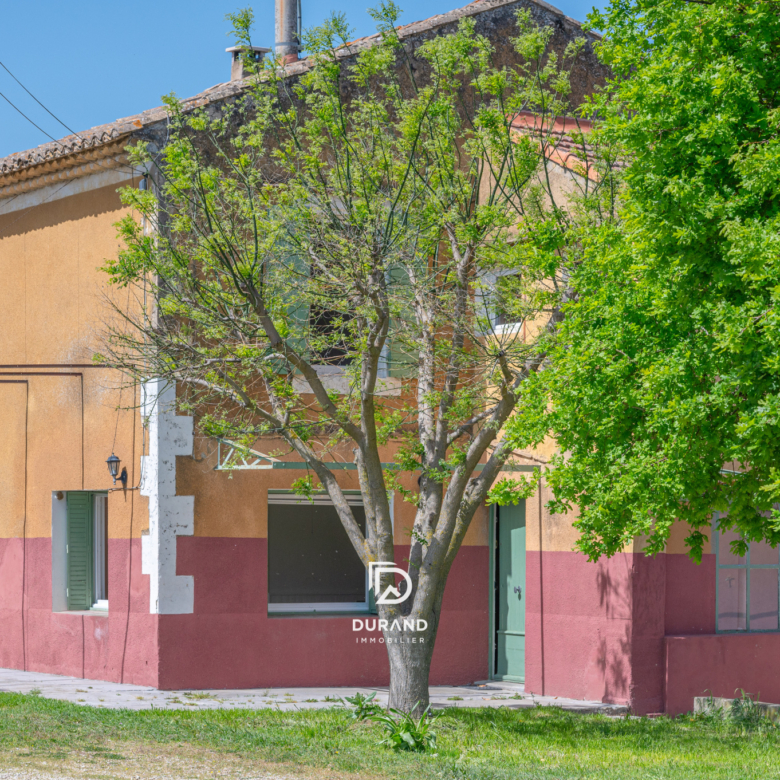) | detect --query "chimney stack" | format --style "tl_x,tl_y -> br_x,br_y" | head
275,0 -> 301,63
226,45 -> 271,81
